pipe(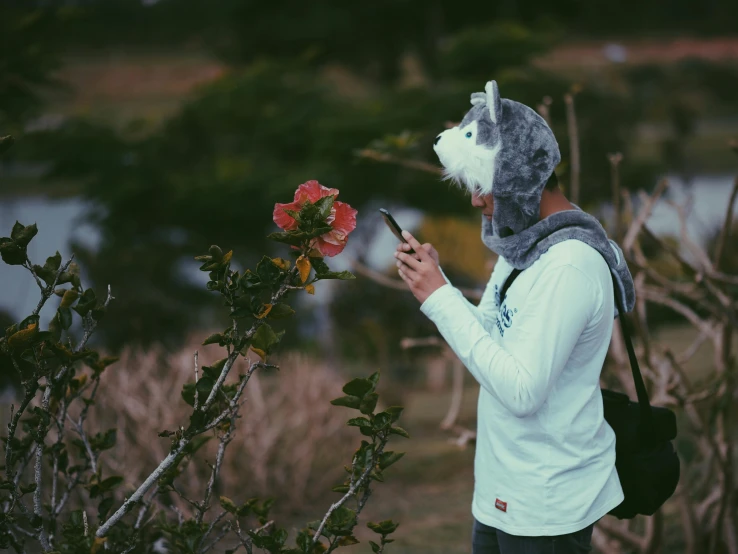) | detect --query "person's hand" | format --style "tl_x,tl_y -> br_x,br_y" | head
396,239 -> 440,265
394,230 -> 447,305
